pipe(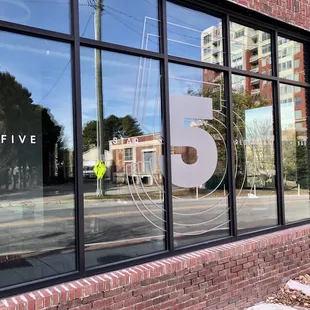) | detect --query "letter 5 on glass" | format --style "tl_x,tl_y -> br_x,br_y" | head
159,94 -> 218,188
